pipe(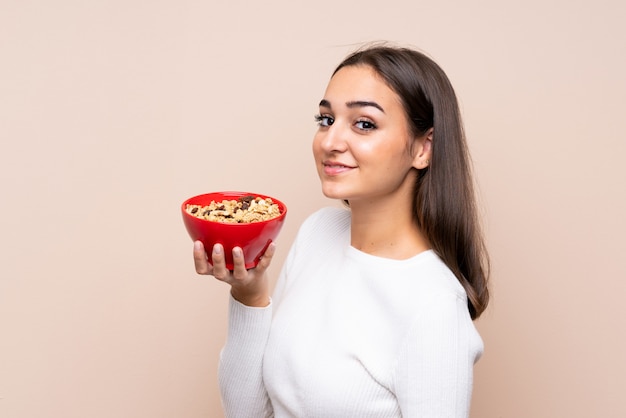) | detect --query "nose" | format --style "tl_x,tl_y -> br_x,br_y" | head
316,123 -> 348,154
